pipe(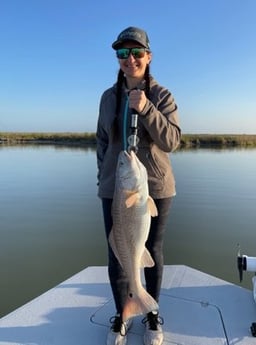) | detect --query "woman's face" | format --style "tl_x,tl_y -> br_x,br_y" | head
117,41 -> 151,80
